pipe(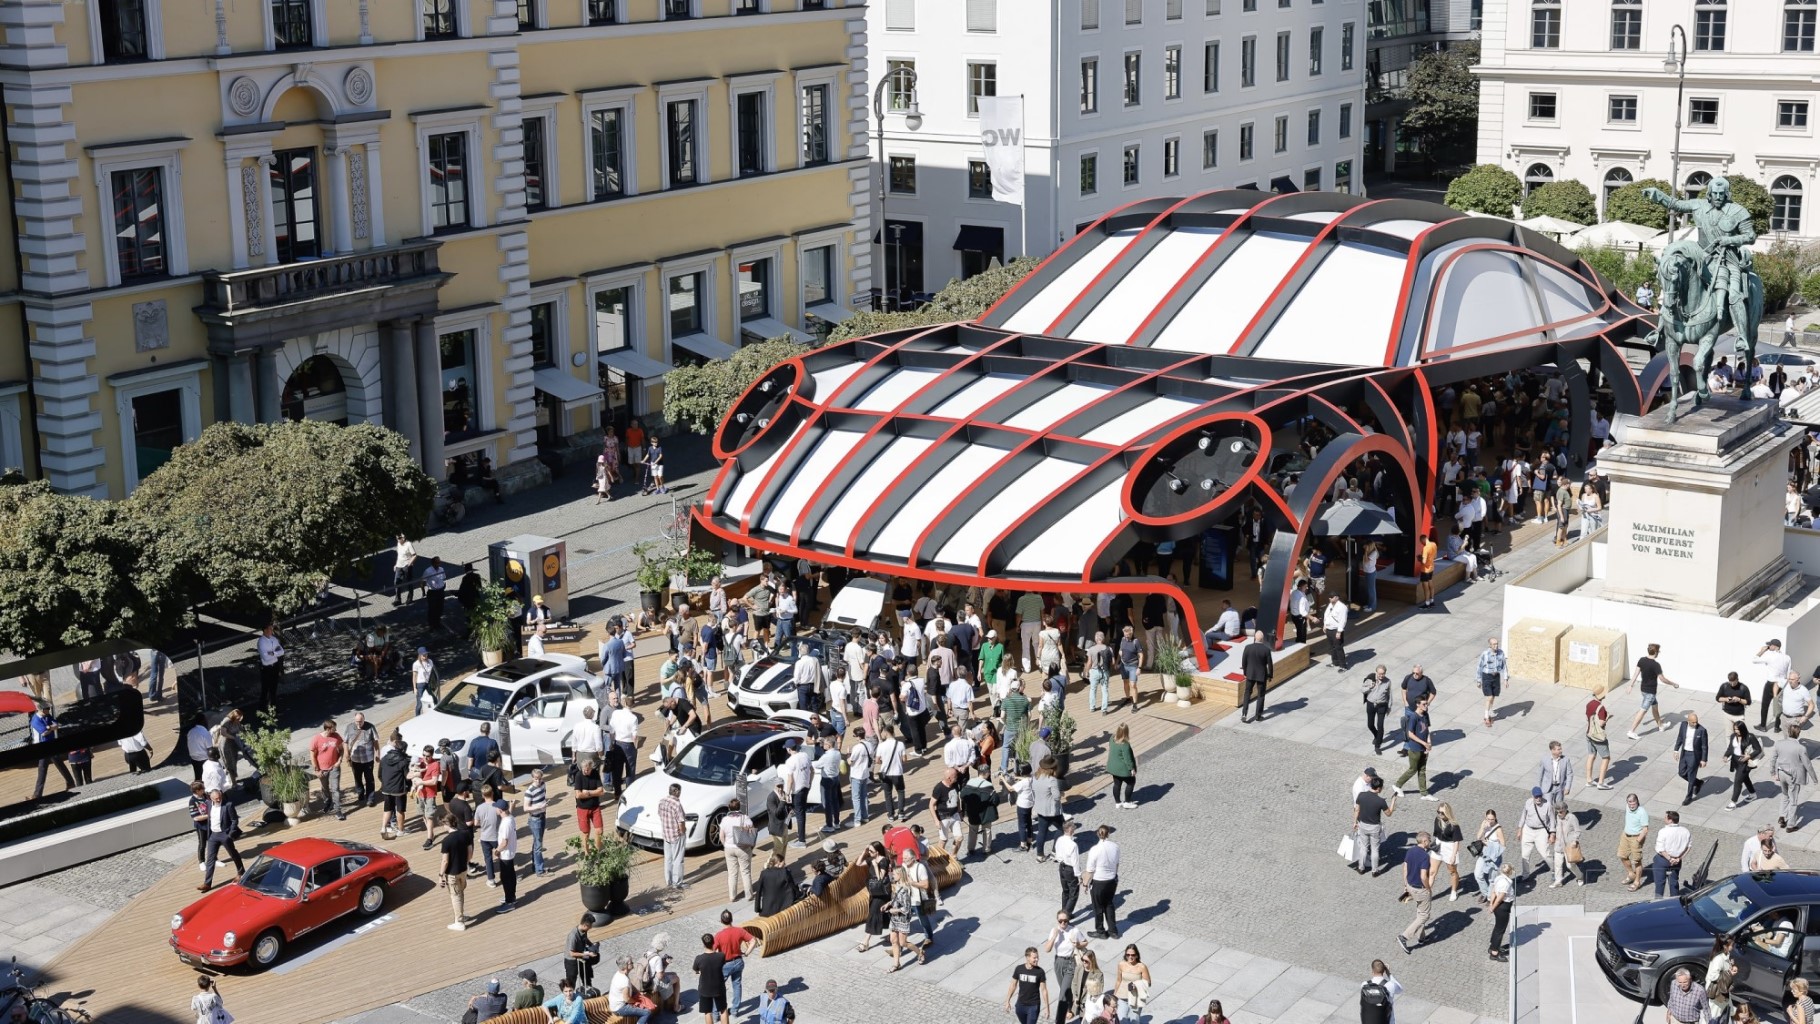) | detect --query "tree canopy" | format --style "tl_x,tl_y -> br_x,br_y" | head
0,483 -> 177,652
1723,177 -> 1773,236
1604,179 -> 1673,230
1522,180 -> 1597,225
1400,42 -> 1481,166
1444,164 -> 1523,218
